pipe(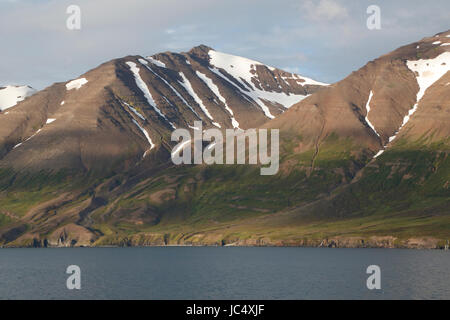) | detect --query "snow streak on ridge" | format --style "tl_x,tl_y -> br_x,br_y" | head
195,71 -> 240,129
120,99 -> 156,158
138,59 -> 201,120
132,119 -> 155,158
208,66 -> 275,119
178,72 -> 221,128
364,91 -> 380,137
126,61 -> 176,129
